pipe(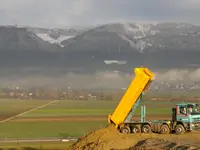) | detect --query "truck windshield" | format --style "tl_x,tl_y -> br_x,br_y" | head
193,106 -> 199,113
188,105 -> 199,113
